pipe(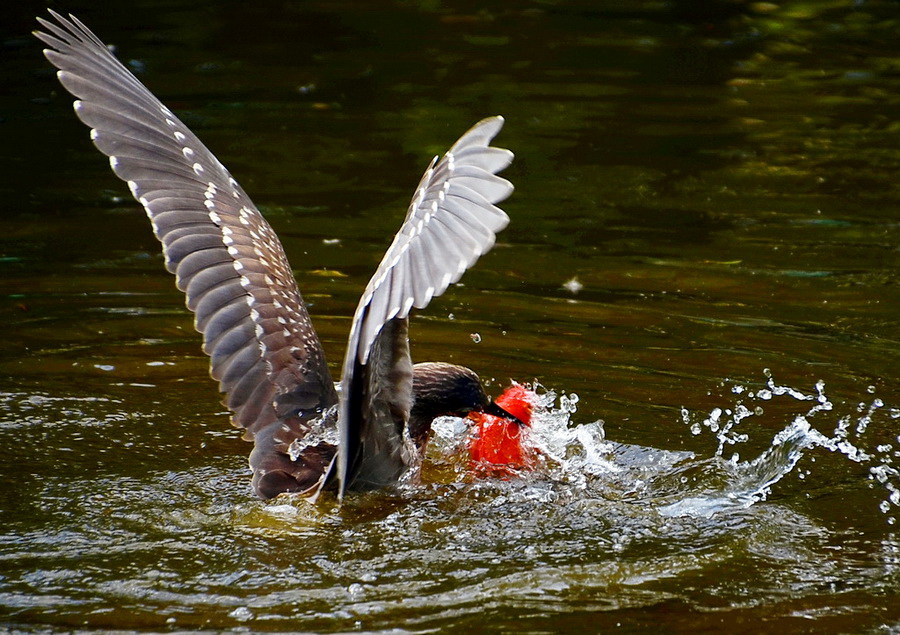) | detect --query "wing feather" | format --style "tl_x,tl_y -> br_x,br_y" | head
36,12 -> 338,451
334,116 -> 514,496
